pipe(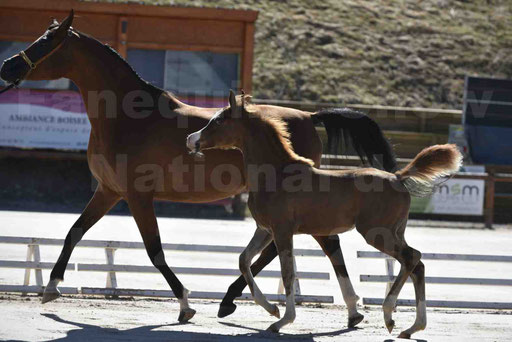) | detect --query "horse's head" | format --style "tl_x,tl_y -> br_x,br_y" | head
0,10 -> 75,86
187,90 -> 252,154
